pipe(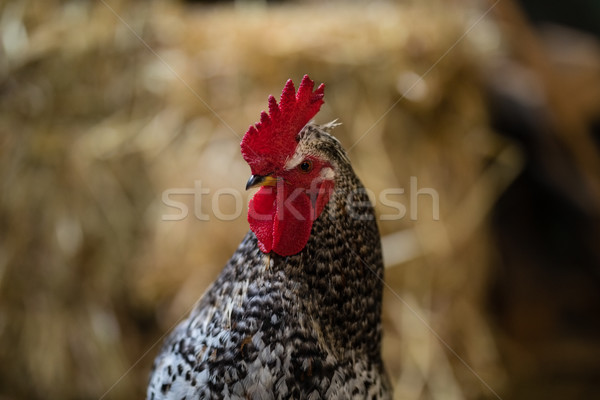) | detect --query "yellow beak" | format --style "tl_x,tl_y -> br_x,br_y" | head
245,174 -> 278,190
